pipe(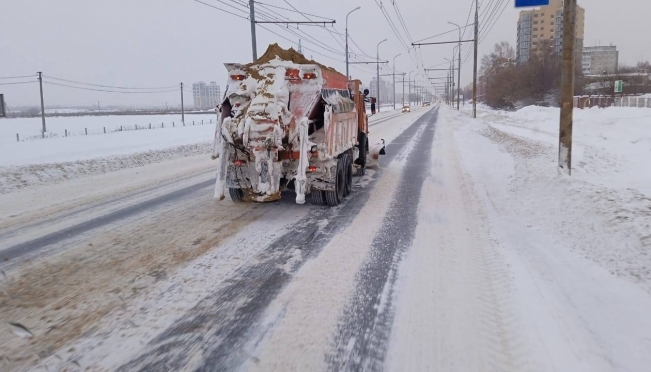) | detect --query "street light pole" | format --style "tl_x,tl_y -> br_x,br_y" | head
452,47 -> 458,107
345,7 -> 361,81
408,70 -> 415,106
402,73 -> 406,105
393,53 -> 401,110
449,21 -> 462,110
414,73 -> 420,105
473,0 -> 479,118
249,0 -> 258,61
445,57 -> 453,106
376,38 -> 387,113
